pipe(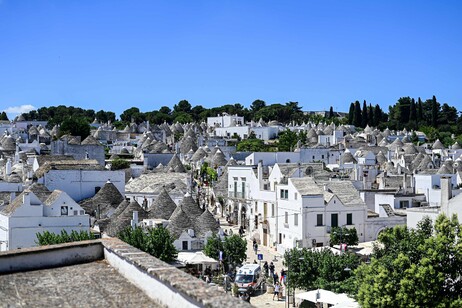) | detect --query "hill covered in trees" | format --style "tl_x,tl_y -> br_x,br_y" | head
18,95 -> 462,145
